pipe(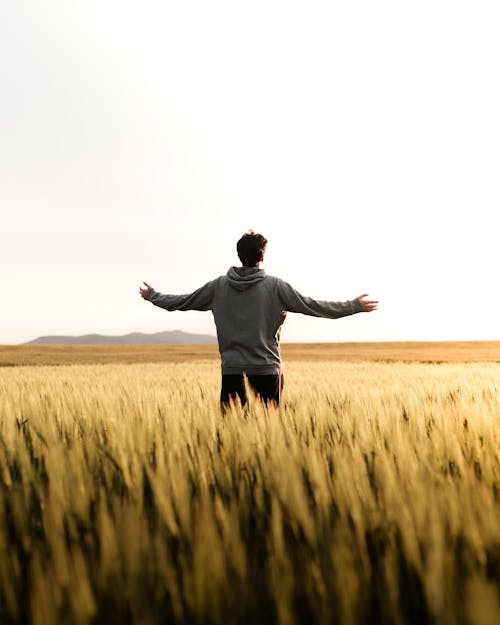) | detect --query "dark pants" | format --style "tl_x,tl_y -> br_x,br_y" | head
220,374 -> 283,407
